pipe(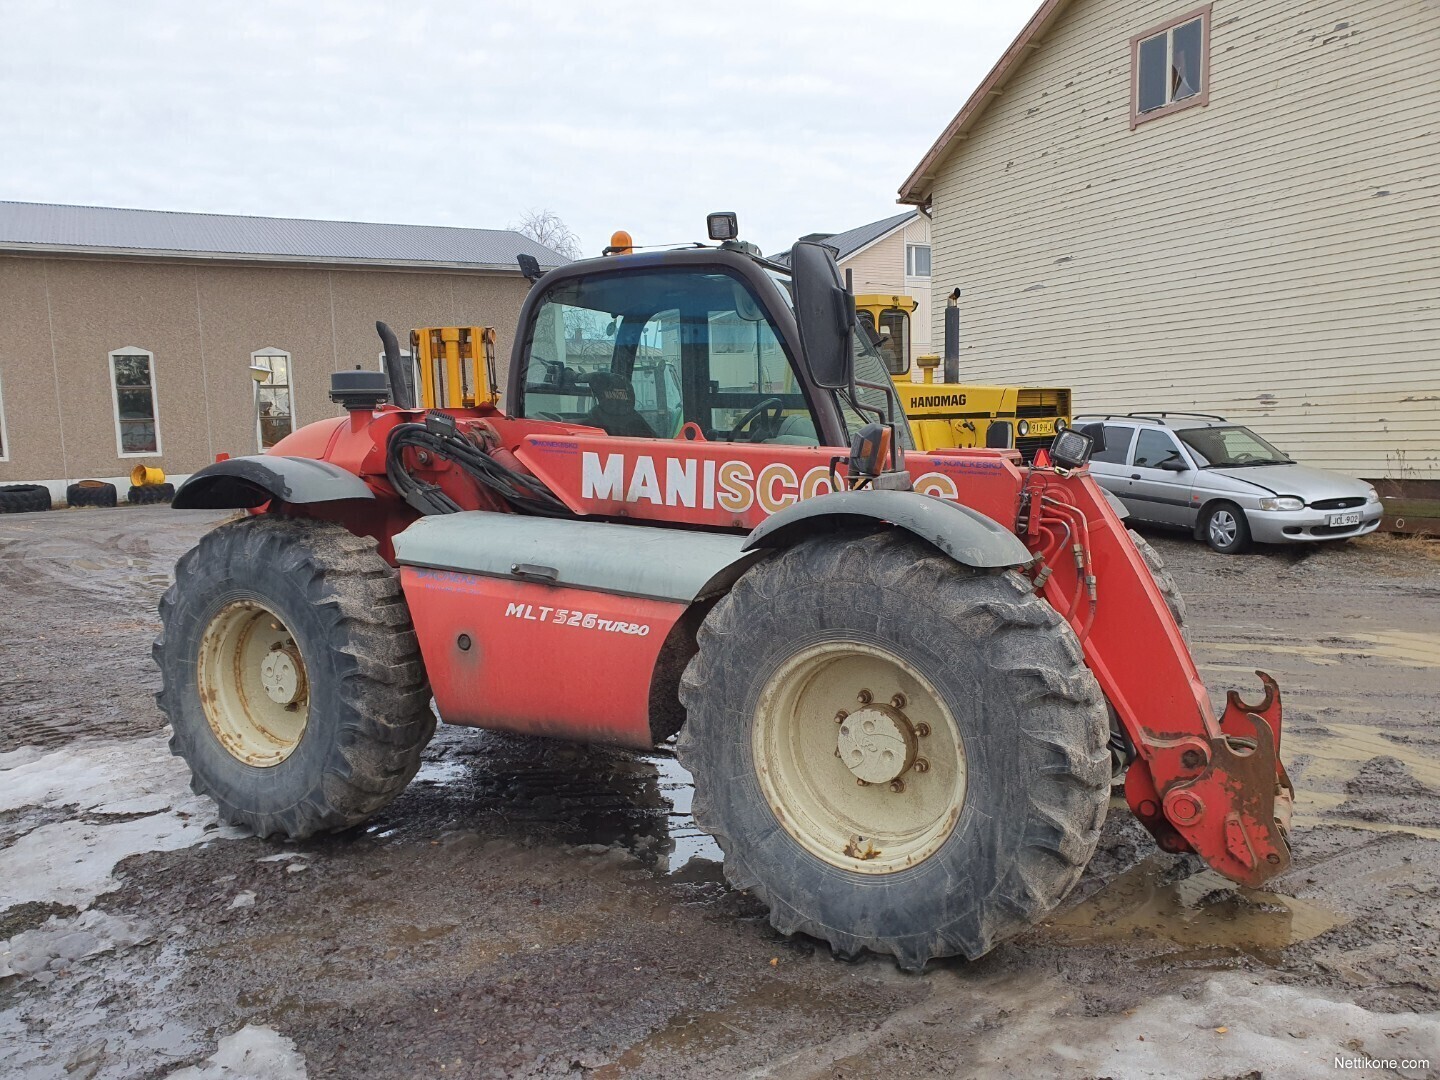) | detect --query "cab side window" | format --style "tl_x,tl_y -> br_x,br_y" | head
519,268 -> 819,445
1133,428 -> 1182,468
